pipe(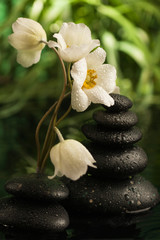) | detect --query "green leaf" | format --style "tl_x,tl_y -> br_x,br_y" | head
97,4 -> 151,63
118,41 -> 148,67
